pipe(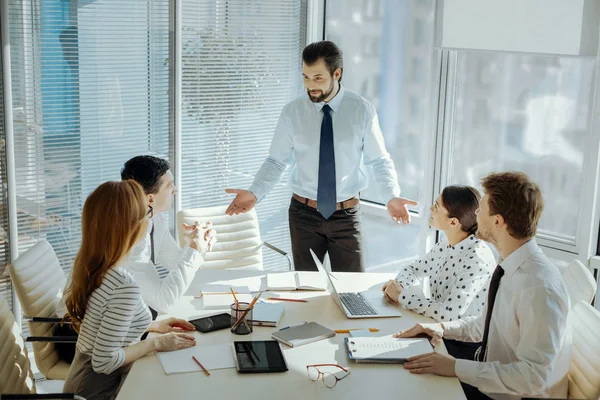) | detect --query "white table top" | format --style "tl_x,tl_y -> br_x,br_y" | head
117,270 -> 466,400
